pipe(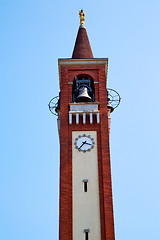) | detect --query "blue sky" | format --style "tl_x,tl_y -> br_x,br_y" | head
1,0 -> 160,239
